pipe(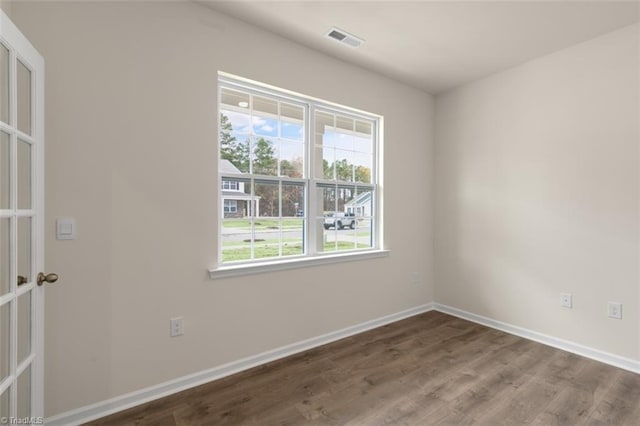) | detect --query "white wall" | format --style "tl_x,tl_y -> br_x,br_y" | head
0,1 -> 10,16
11,0 -> 637,418
435,24 -> 639,361
9,1 -> 435,417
